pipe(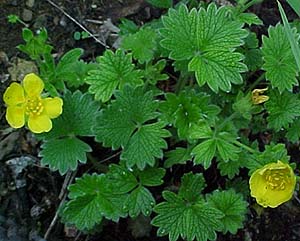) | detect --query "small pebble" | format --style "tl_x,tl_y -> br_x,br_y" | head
22,9 -> 33,22
26,0 -> 35,8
